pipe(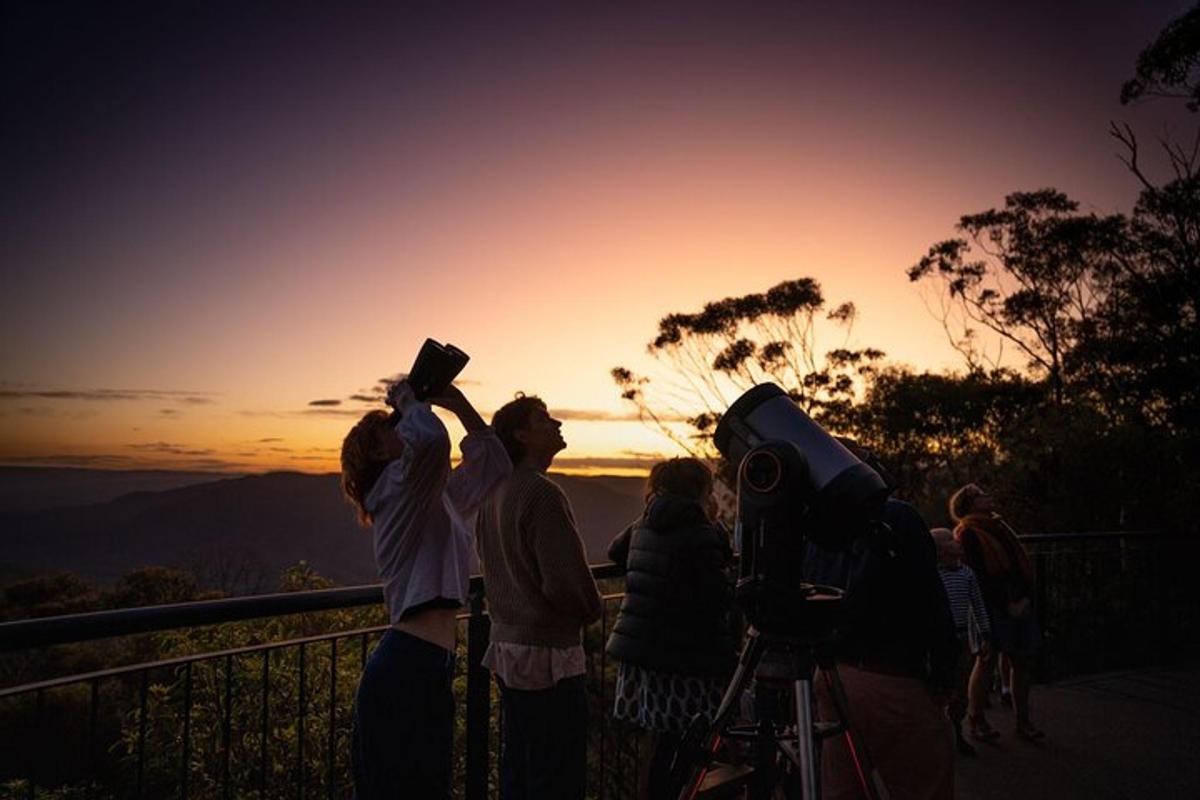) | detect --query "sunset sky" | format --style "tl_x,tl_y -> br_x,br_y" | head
1,0 -> 1193,475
